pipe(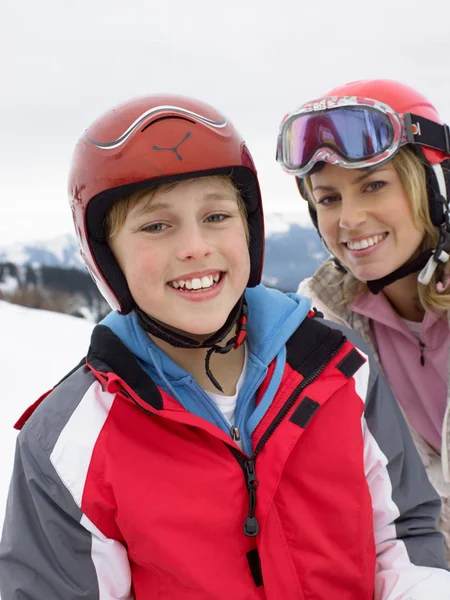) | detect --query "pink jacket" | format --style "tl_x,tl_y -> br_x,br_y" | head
349,290 -> 449,454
